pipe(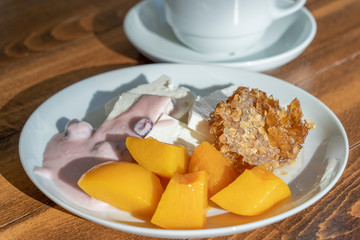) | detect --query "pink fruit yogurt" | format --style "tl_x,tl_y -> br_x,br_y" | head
34,95 -> 173,208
